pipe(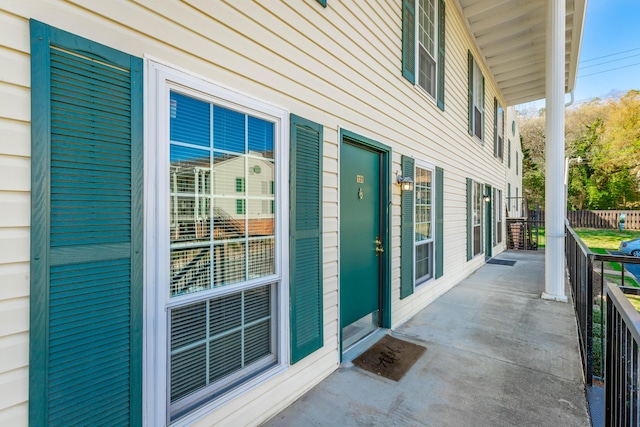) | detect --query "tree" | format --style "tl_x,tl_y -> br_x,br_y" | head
518,90 -> 640,210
